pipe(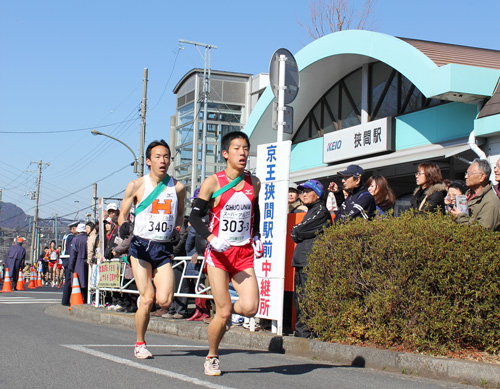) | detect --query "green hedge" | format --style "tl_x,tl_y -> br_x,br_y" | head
302,211 -> 500,355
